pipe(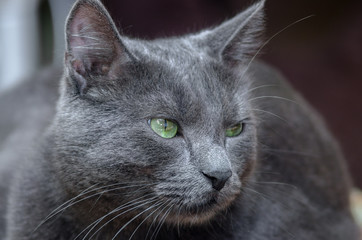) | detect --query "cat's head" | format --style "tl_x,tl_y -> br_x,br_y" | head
53,0 -> 264,226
